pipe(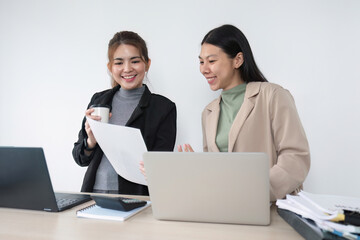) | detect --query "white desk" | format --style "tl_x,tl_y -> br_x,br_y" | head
0,195 -> 303,240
